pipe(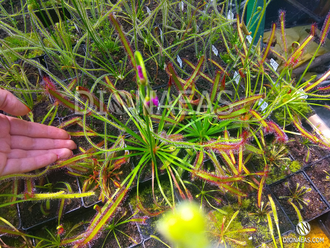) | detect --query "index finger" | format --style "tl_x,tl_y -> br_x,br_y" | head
8,117 -> 70,139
